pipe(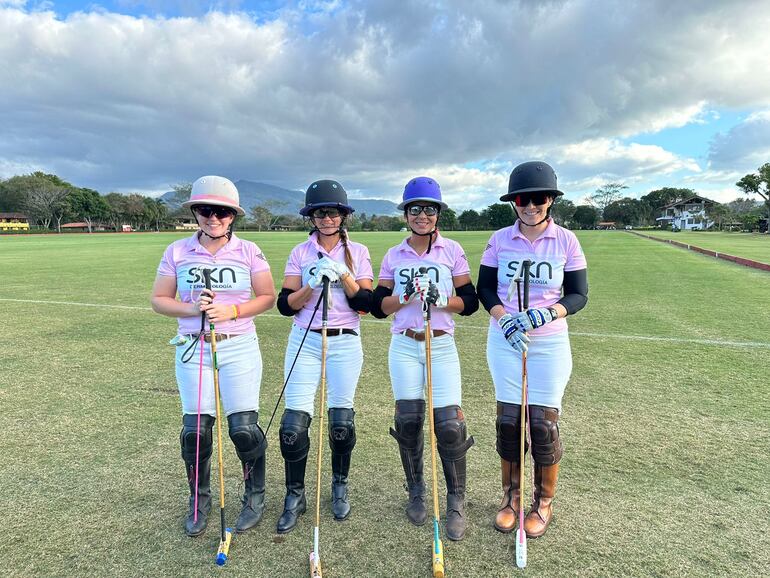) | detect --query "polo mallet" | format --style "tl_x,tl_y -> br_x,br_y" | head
202,269 -> 234,566
515,260 -> 533,569
309,273 -> 331,578
420,267 -> 445,578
